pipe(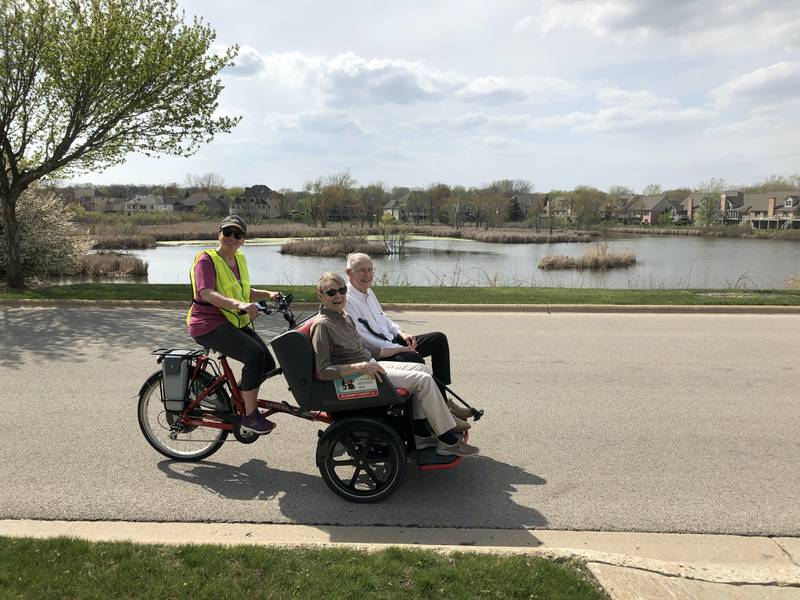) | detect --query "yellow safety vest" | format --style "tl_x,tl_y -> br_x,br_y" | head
186,249 -> 252,329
